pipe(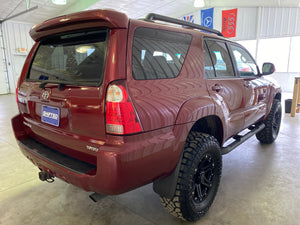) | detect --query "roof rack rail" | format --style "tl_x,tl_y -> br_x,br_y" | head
145,13 -> 223,37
